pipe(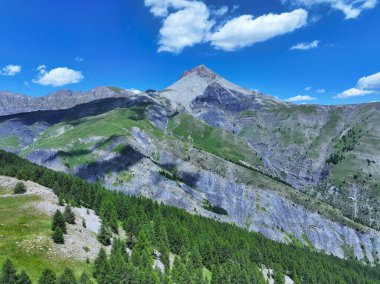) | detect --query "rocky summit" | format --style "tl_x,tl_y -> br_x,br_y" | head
1,65 -> 380,263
